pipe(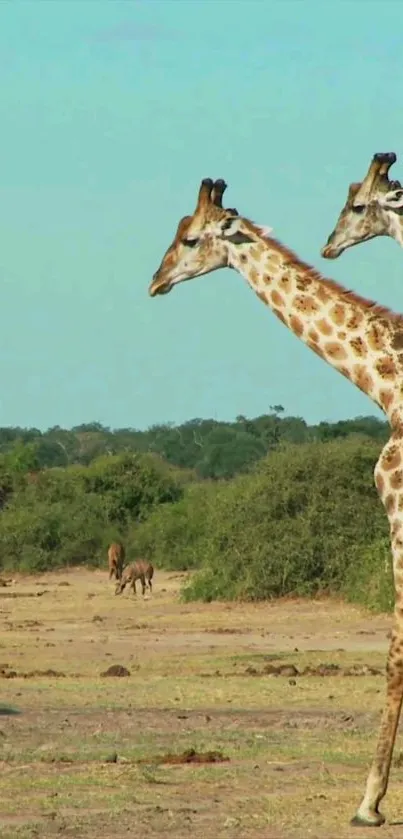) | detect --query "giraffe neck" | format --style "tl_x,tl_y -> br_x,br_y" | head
228,232 -> 403,424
